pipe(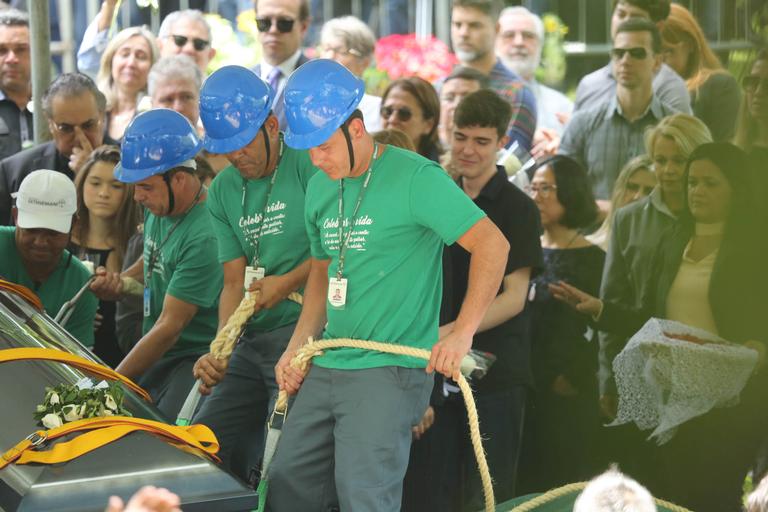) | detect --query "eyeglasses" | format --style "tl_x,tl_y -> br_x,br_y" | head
170,34 -> 210,51
742,75 -> 768,92
380,105 -> 413,122
255,17 -> 296,33
610,47 -> 649,60
524,183 -> 558,198
321,45 -> 362,58
51,118 -> 101,135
